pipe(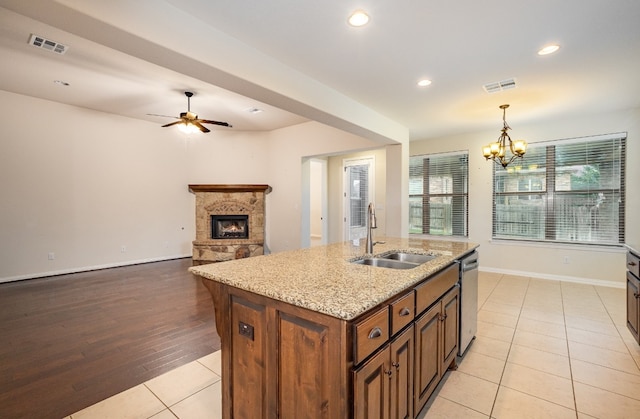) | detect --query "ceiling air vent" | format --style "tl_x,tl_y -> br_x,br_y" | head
28,34 -> 69,54
483,78 -> 516,94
